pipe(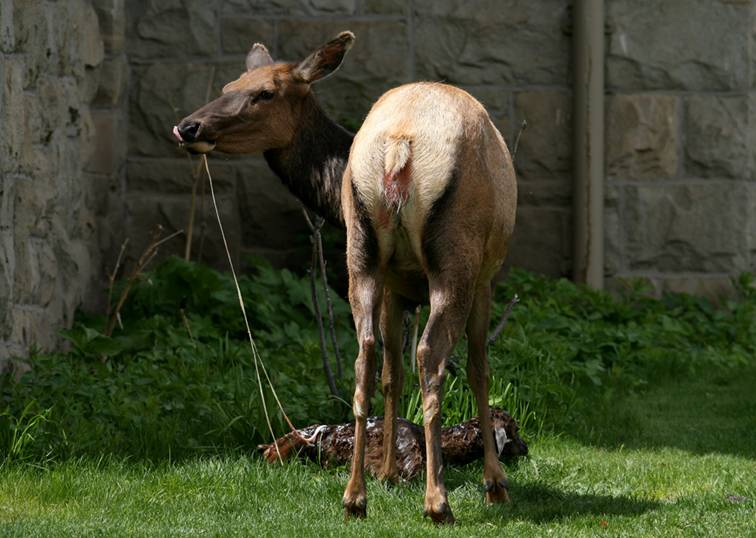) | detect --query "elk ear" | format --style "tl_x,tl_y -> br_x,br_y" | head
293,31 -> 355,84
246,43 -> 274,71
